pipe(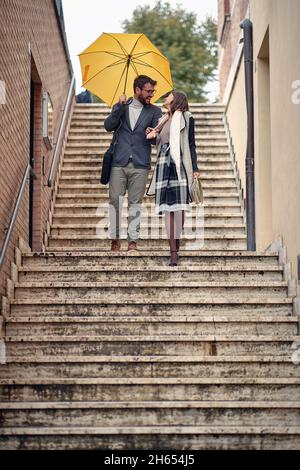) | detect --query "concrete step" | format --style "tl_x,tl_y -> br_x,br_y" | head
60,168 -> 235,179
55,193 -> 241,205
65,142 -> 229,151
1,355 -> 299,378
13,281 -> 288,304
50,225 -> 246,237
10,299 -> 293,318
68,132 -> 227,142
63,148 -> 230,156
57,184 -> 239,194
51,214 -> 245,226
17,264 -> 283,282
0,377 -> 299,402
62,158 -> 233,169
22,250 -> 280,267
1,426 -> 299,450
9,334 -> 299,356
53,203 -> 242,215
58,176 -> 237,187
5,315 -> 297,337
1,400 -> 300,428
47,238 -> 247,251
